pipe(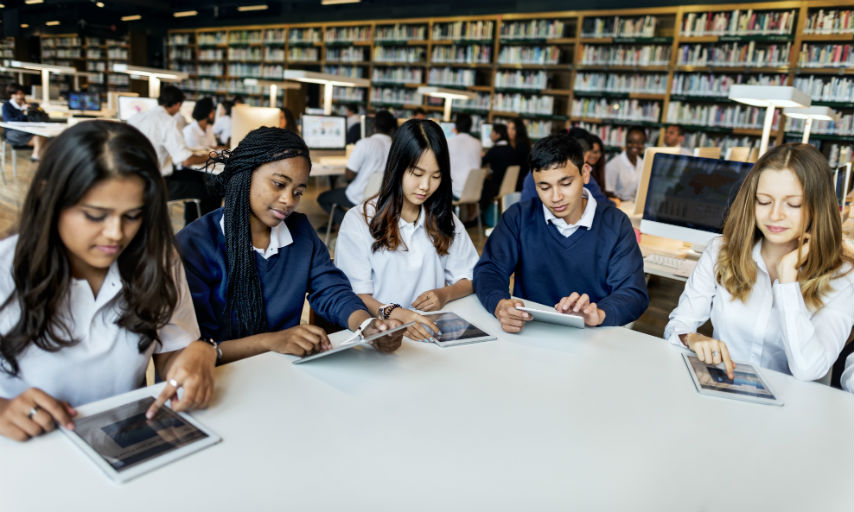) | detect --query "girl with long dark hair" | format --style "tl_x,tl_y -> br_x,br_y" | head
0,121 -> 216,441
508,117 -> 531,190
335,119 -> 479,341
176,127 -> 402,363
